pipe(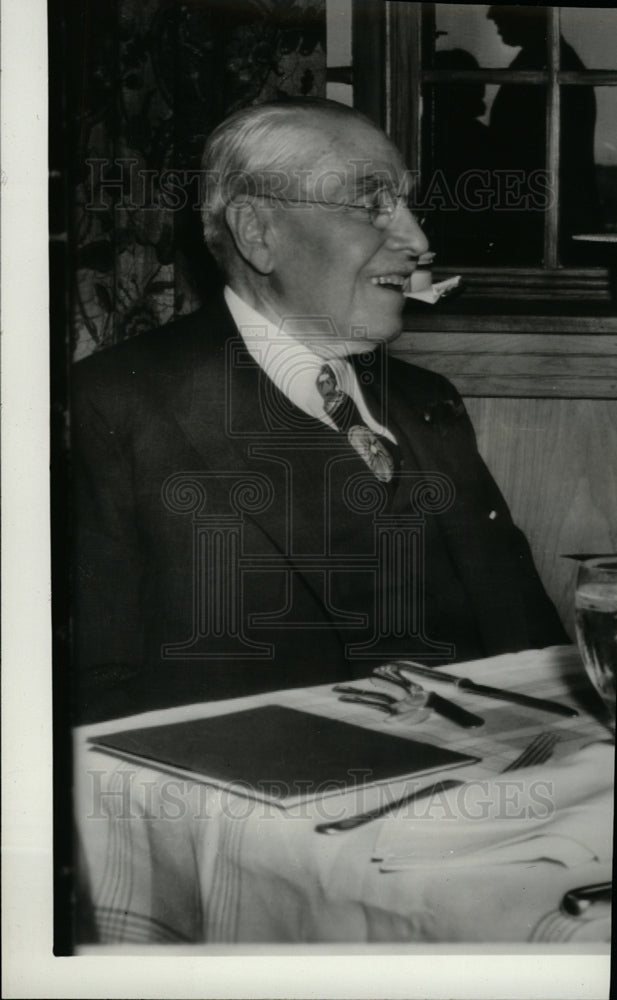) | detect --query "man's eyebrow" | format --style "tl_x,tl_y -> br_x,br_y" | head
351,173 -> 391,196
351,172 -> 407,198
